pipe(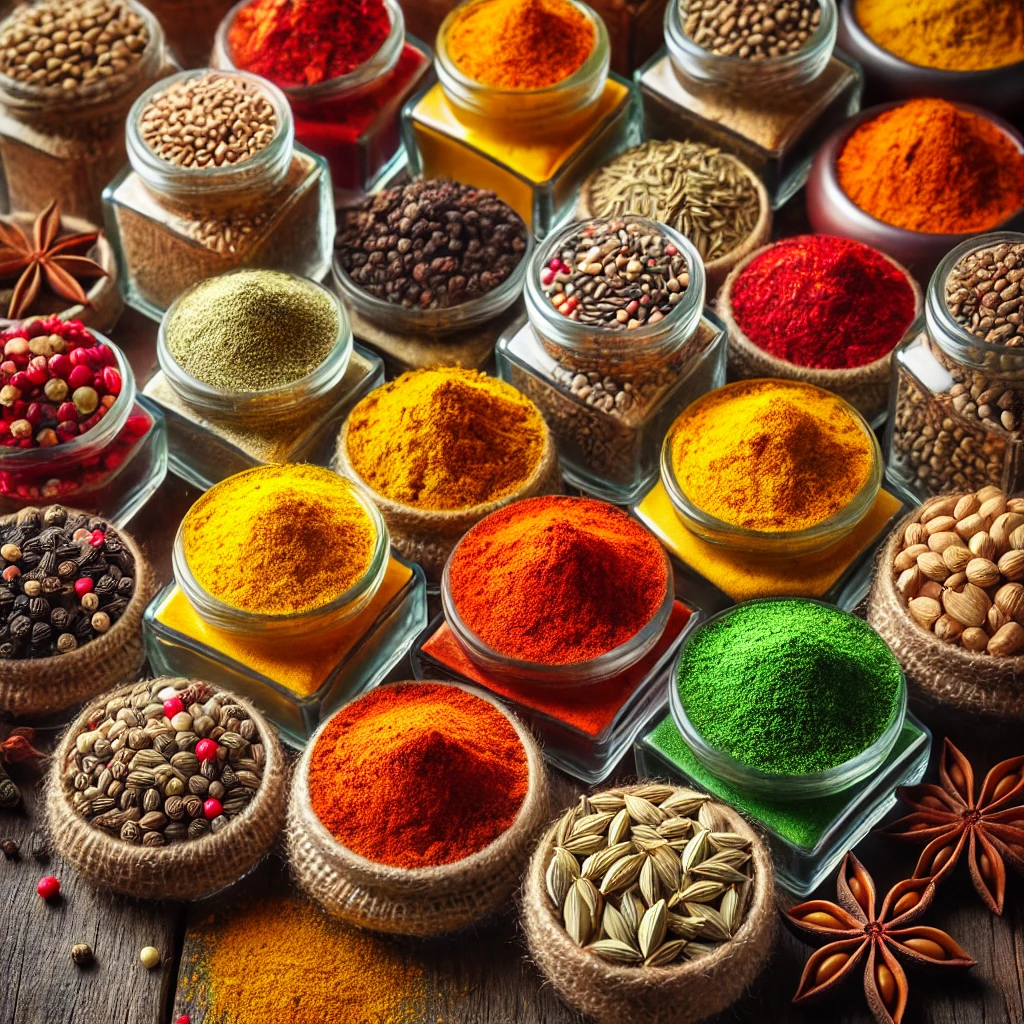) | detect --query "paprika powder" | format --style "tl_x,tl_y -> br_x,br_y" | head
308,683 -> 528,868
729,236 -> 917,370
